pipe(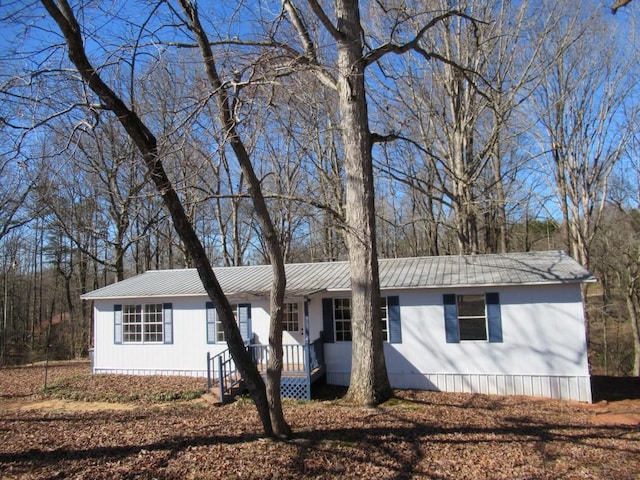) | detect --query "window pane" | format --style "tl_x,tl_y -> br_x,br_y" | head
122,304 -> 164,343
458,295 -> 485,317
459,318 -> 488,341
336,320 -> 352,341
457,295 -> 487,341
143,304 -> 164,343
334,298 -> 352,342
216,304 -> 238,343
216,330 -> 225,343
123,322 -> 141,343
283,303 -> 299,332
123,304 -> 142,343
